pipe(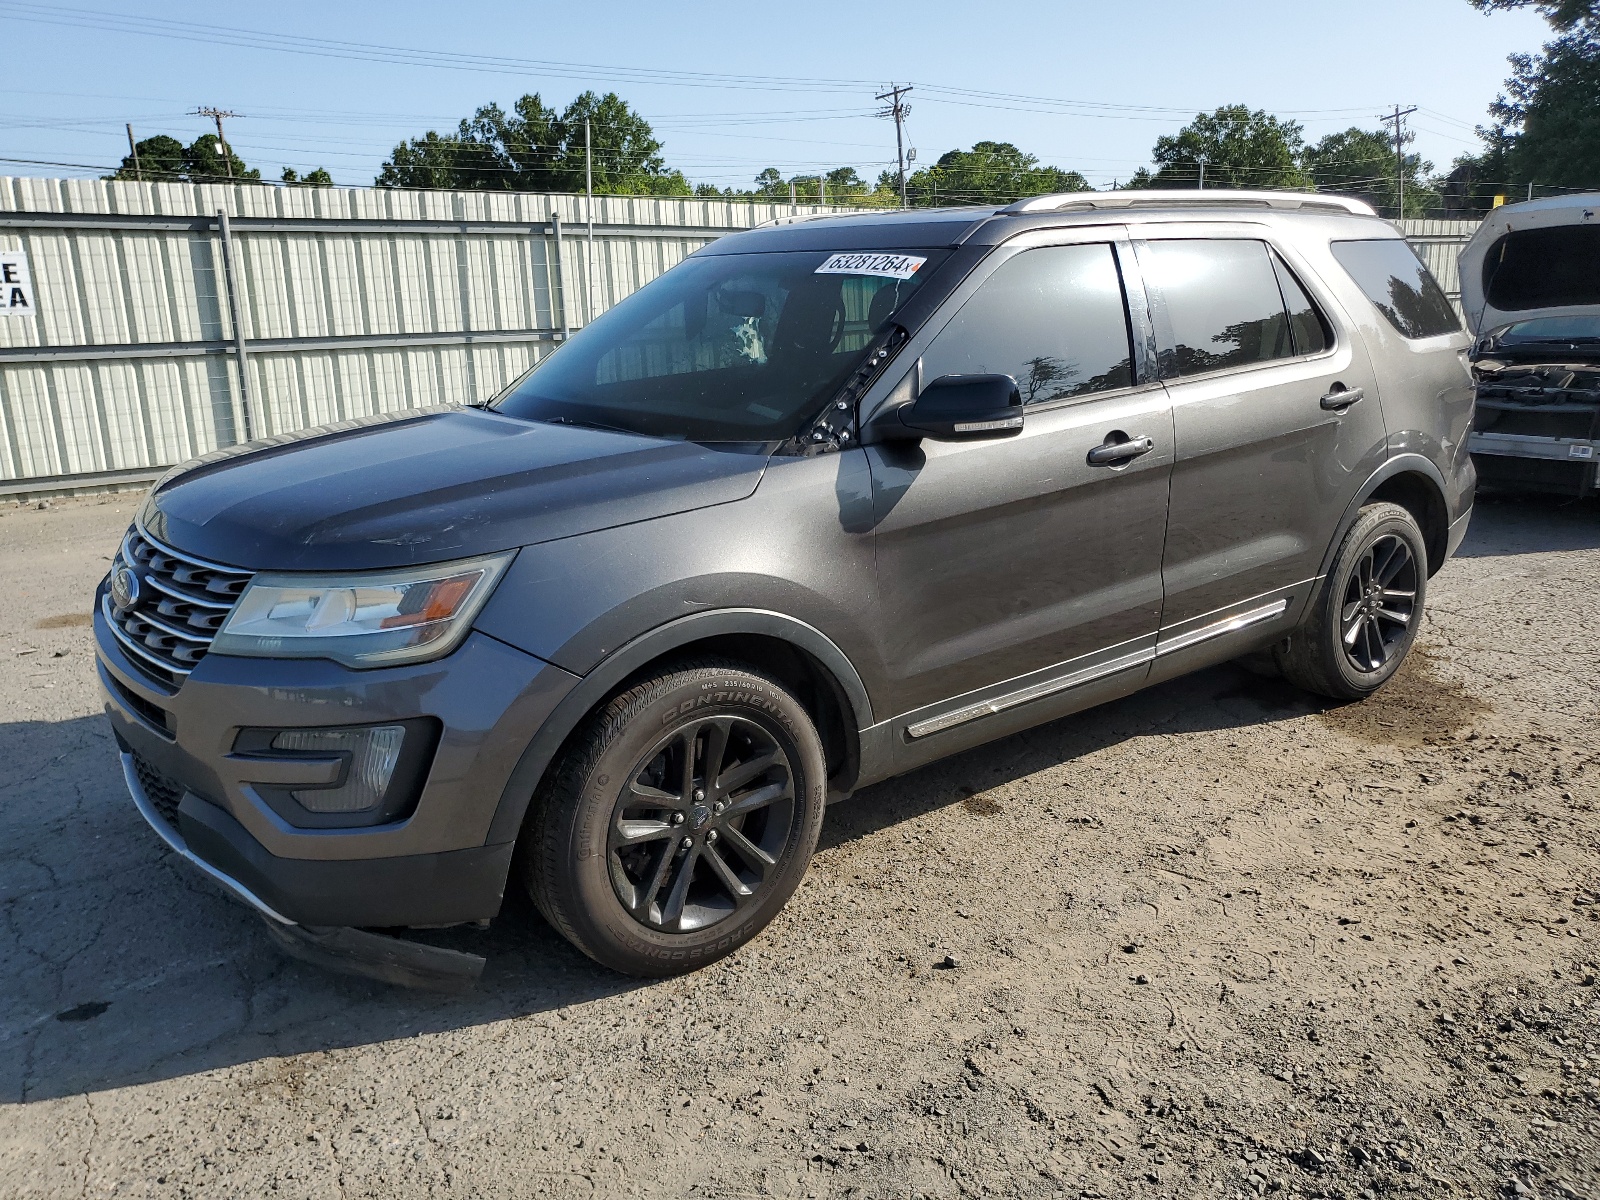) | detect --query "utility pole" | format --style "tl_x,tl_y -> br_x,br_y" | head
1380,105 -> 1418,219
819,174 -> 826,206
875,84 -> 913,208
125,124 -> 141,182
194,107 -> 241,179
1197,158 -> 1206,190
